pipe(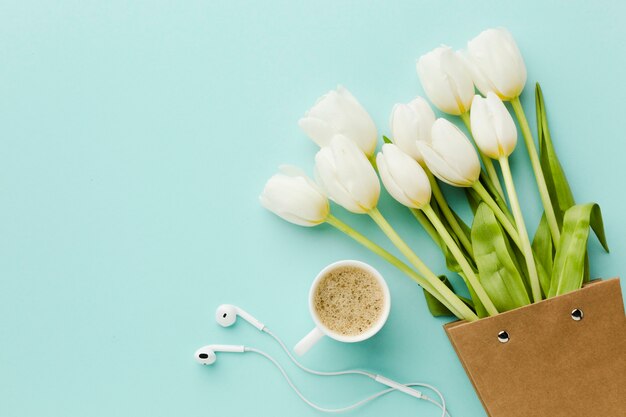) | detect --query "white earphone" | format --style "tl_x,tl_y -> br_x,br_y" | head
195,304 -> 451,416
214,304 -> 265,330
194,344 -> 244,365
